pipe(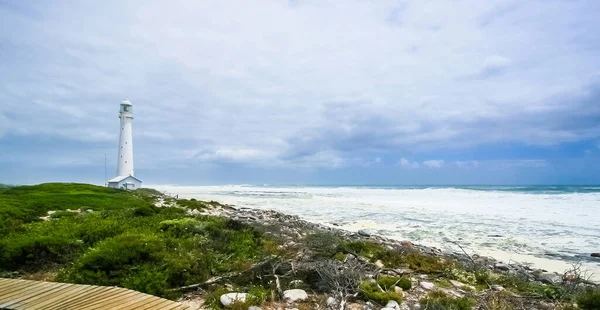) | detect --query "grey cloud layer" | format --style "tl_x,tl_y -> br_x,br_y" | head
1,0 -> 599,169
